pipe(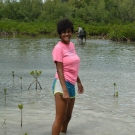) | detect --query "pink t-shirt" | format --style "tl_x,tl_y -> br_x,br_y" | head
52,41 -> 80,84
